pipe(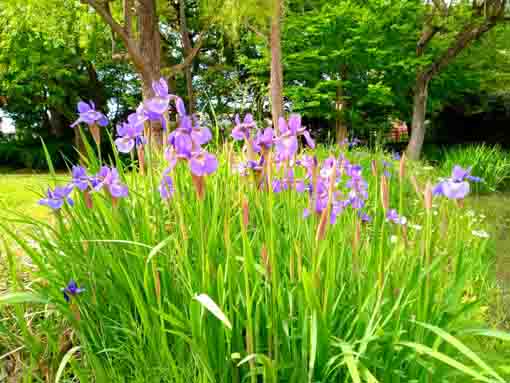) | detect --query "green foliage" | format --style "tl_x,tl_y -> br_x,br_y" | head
0,139 -> 76,170
2,0 -> 510,148
0,0 -> 139,143
1,138 -> 508,381
236,0 -> 510,139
